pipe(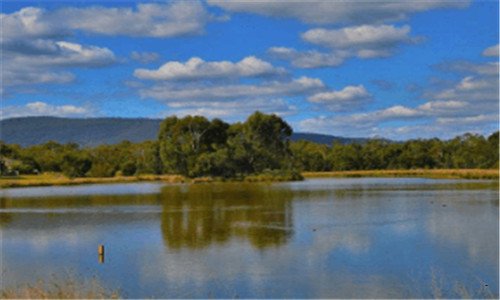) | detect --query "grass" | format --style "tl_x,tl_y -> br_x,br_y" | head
1,276 -> 120,299
0,171 -> 302,188
0,173 -> 187,188
303,169 -> 499,180
1,169 -> 497,189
